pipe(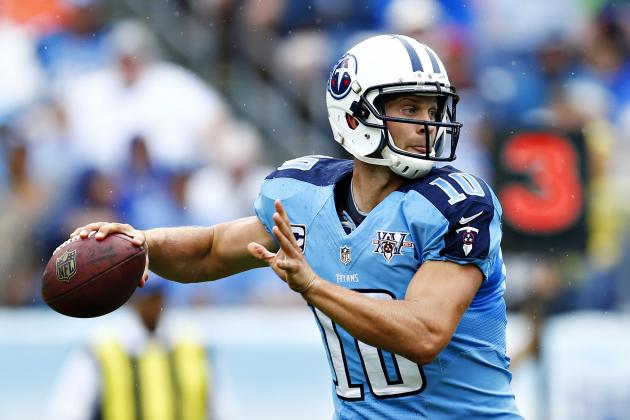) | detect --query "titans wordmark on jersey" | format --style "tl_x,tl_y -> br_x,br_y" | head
254,156 -> 521,419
